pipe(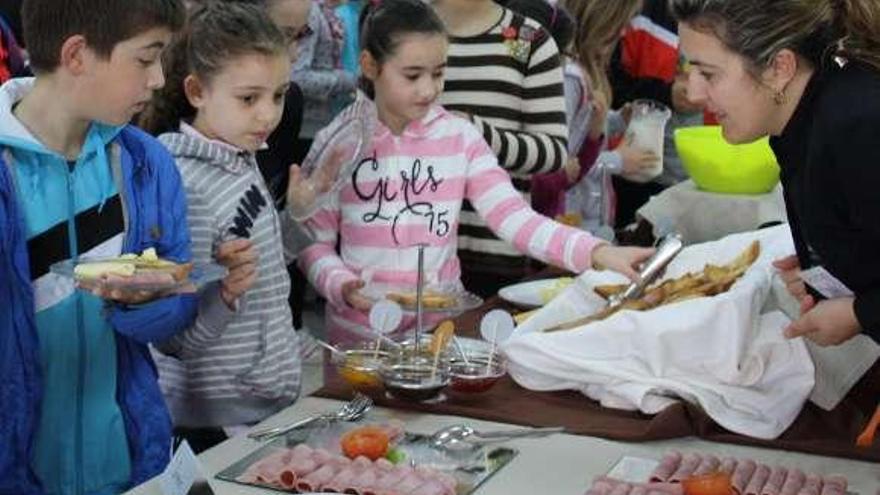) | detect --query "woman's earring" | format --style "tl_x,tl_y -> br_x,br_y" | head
773,89 -> 787,106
